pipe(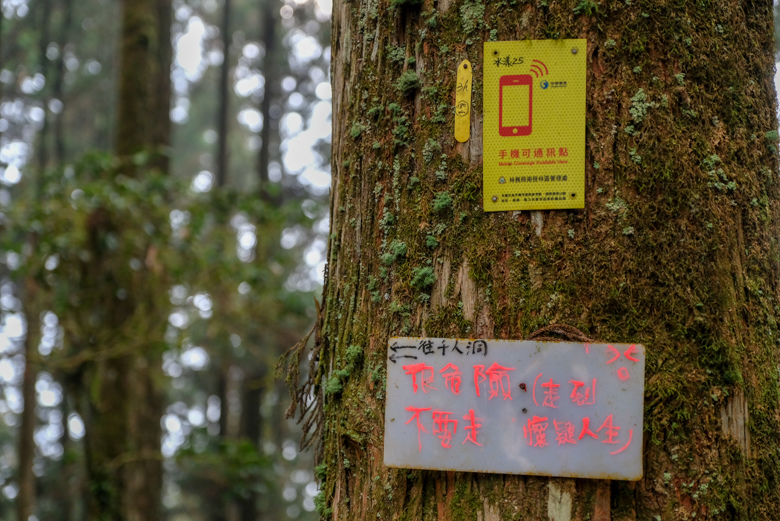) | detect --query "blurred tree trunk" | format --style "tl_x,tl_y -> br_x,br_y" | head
35,0 -> 52,172
257,0 -> 276,201
216,0 -> 231,187
16,282 -> 41,521
0,1 -> 3,71
76,0 -> 171,519
237,371 -> 264,521
309,0 -> 780,520
215,363 -> 232,521
58,399 -> 78,521
52,0 -> 74,165
151,0 -> 172,172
